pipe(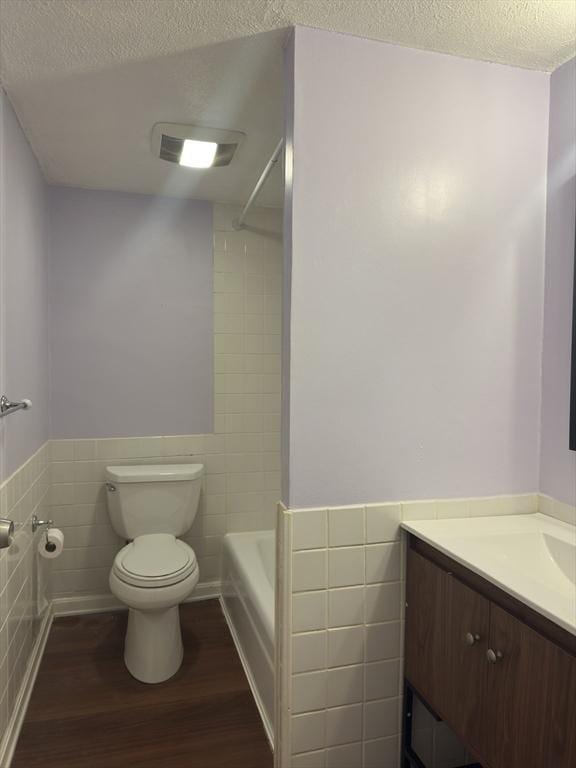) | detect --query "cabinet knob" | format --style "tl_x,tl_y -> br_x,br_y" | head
486,648 -> 503,664
465,632 -> 481,646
